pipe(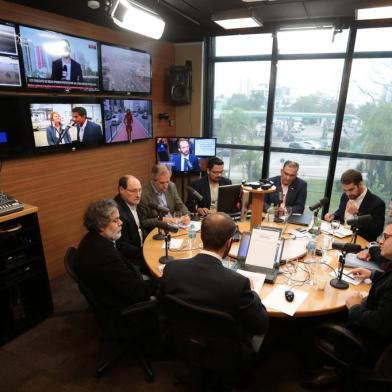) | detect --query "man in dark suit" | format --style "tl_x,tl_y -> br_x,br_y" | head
264,160 -> 307,214
71,106 -> 103,145
139,164 -> 190,232
303,224 -> 392,388
186,157 -> 231,216
114,175 -> 146,272
51,39 -> 83,82
170,138 -> 200,172
74,199 -> 157,310
159,212 -> 269,347
324,169 -> 385,242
